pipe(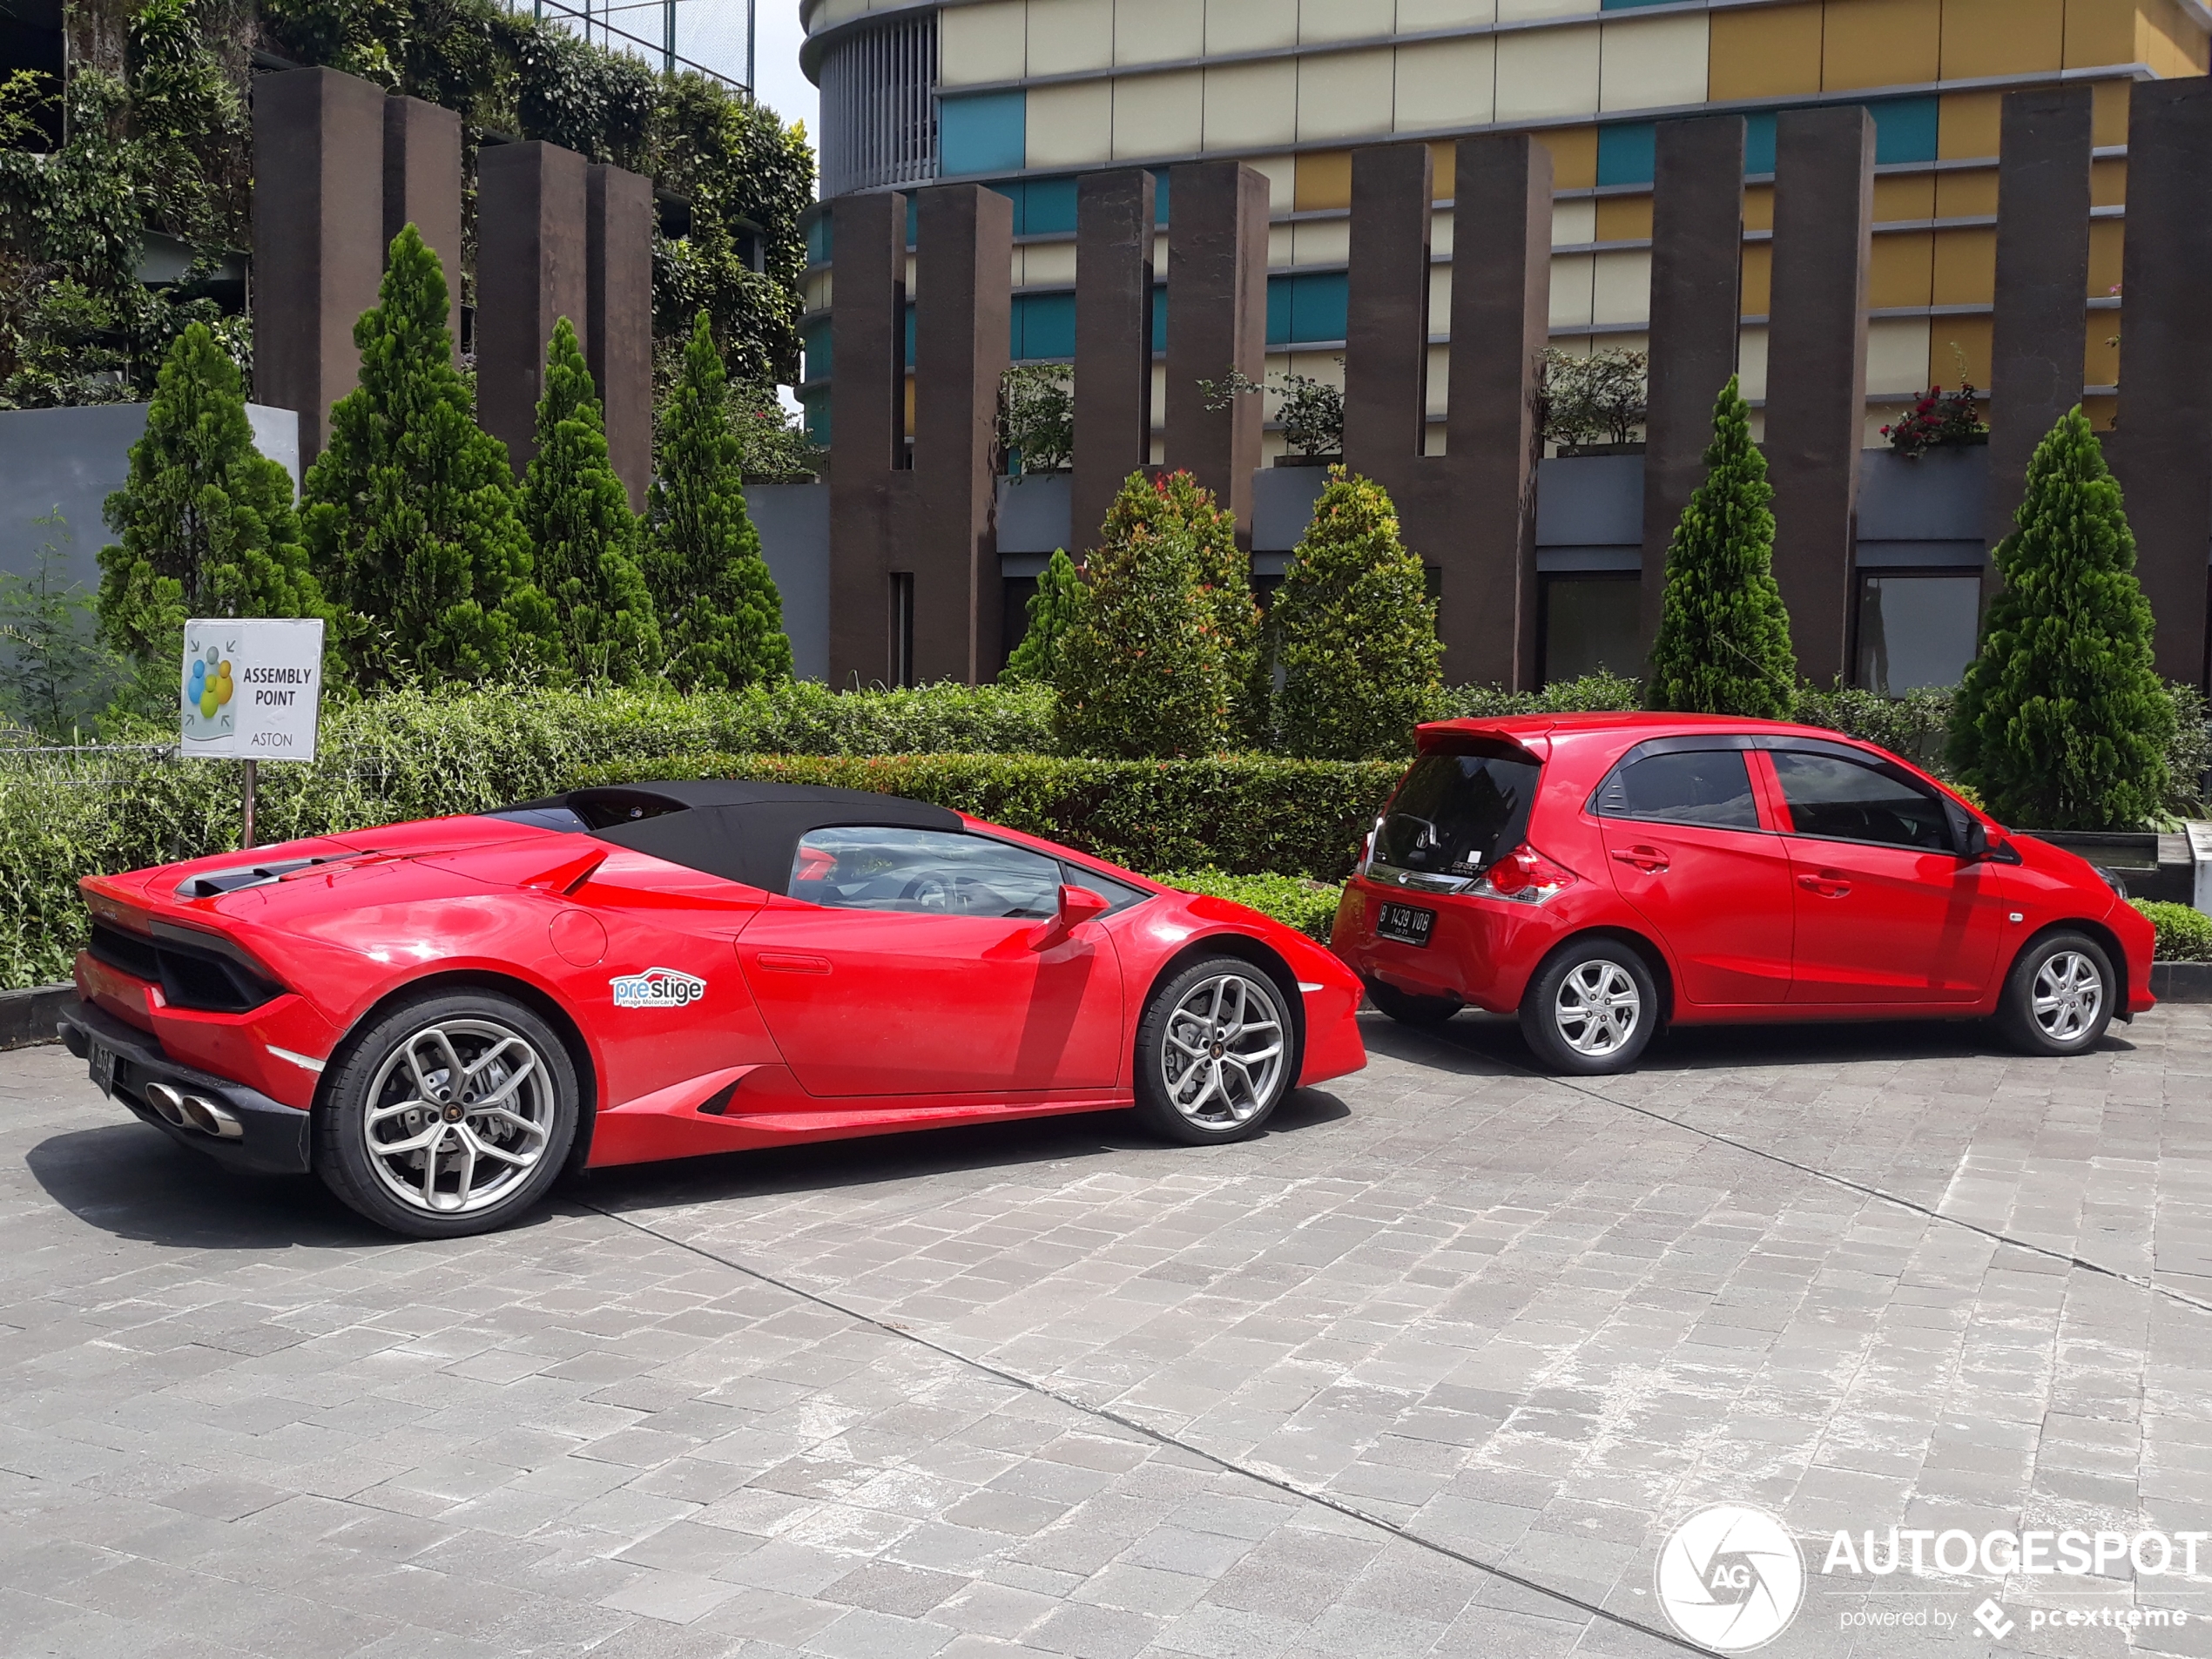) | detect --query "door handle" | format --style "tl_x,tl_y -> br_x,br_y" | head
754,951 -> 832,974
1611,846 -> 1669,873
1797,871 -> 1851,898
